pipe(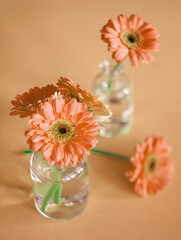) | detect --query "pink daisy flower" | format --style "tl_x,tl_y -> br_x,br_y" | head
101,14 -> 160,66
125,136 -> 174,196
25,97 -> 99,168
